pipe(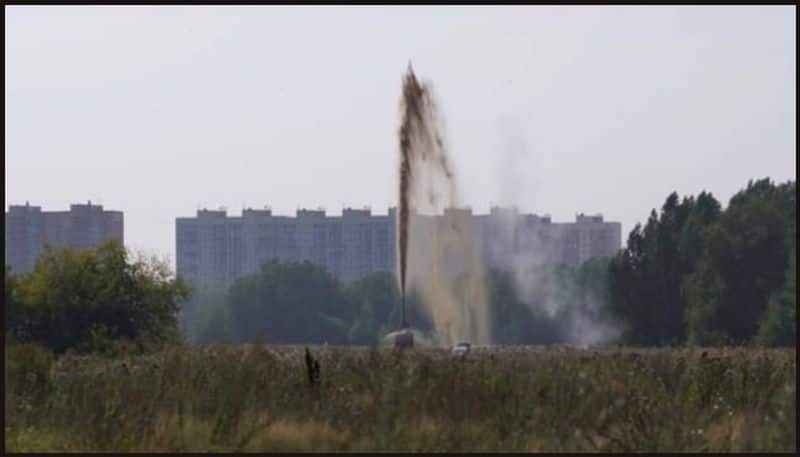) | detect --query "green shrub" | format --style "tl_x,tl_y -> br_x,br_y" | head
8,241 -> 189,354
